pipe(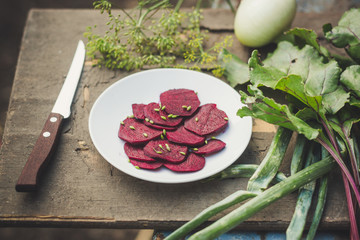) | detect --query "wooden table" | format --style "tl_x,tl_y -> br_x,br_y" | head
0,8 -> 350,232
